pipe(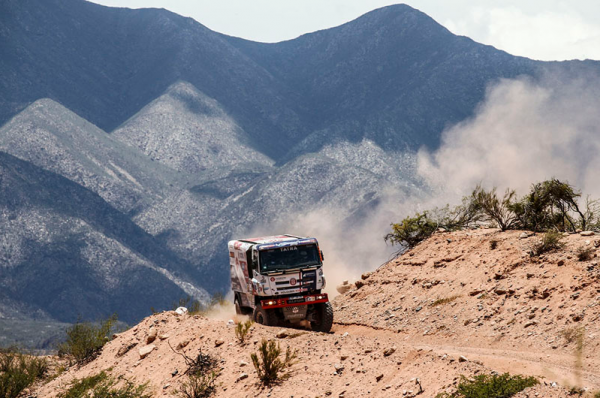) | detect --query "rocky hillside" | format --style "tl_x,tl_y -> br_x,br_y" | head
34,230 -> 600,397
0,151 -> 208,324
334,228 -> 600,389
